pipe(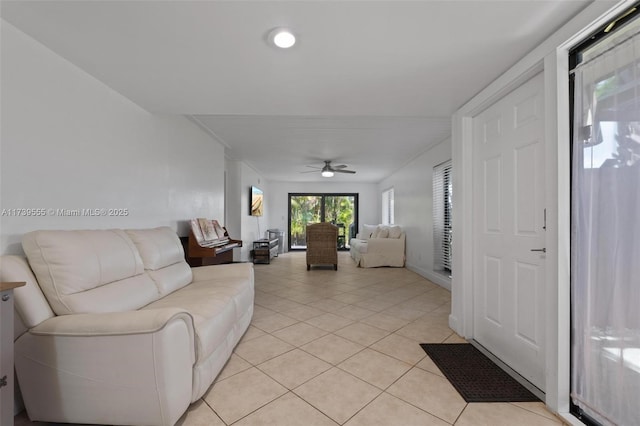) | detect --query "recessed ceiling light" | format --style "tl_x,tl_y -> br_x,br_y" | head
269,28 -> 296,49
